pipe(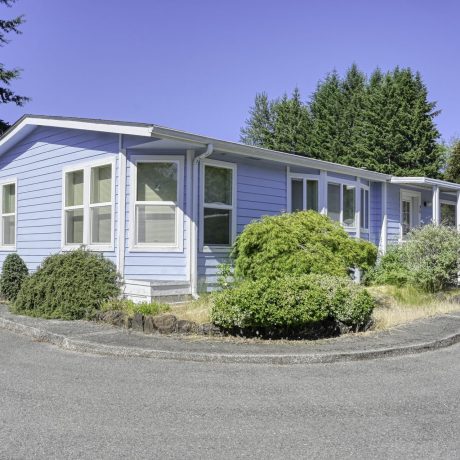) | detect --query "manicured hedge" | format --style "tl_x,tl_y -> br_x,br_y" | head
232,211 -> 377,281
211,274 -> 375,332
13,249 -> 121,319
